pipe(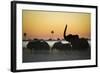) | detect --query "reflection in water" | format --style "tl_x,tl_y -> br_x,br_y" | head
23,40 -> 91,63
